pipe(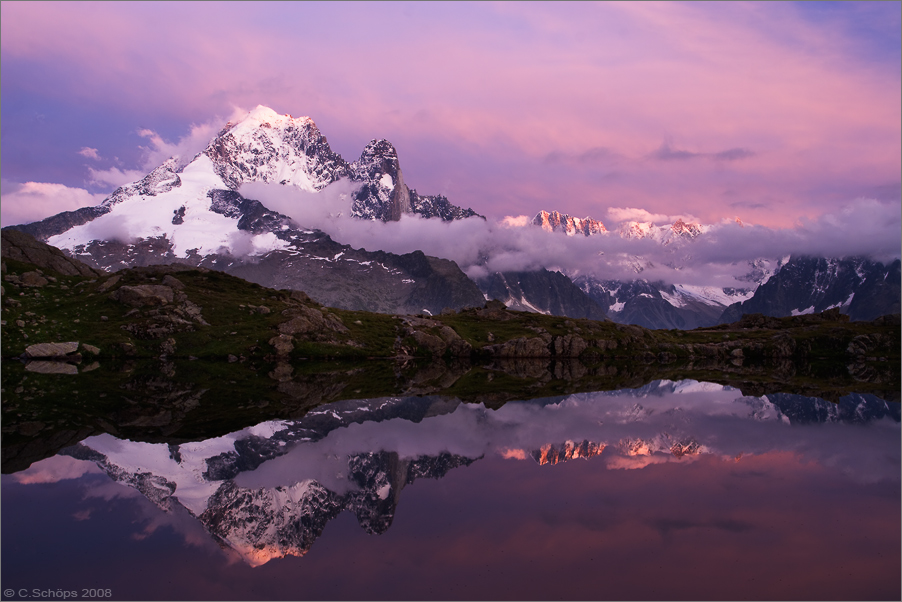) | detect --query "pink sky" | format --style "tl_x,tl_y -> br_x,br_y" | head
1,2 -> 899,231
